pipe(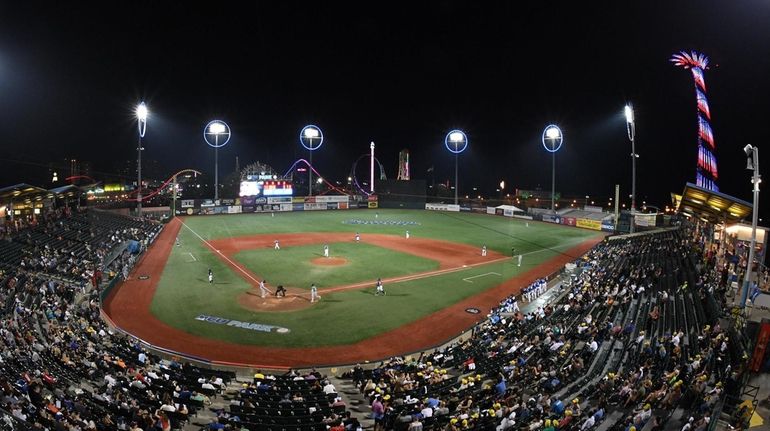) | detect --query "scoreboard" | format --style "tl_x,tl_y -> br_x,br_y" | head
261,180 -> 293,196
